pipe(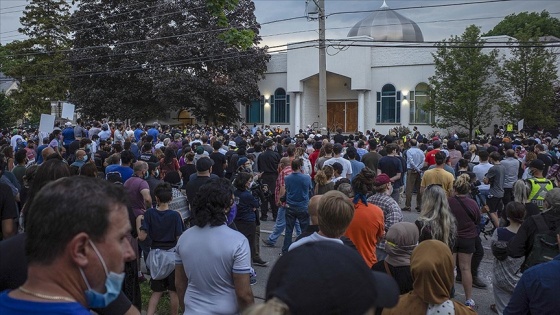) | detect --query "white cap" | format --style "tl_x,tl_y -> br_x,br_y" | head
65,122 -> 72,127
